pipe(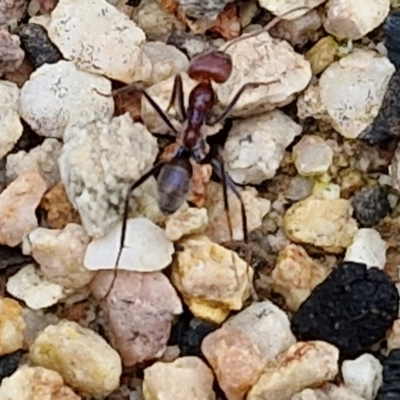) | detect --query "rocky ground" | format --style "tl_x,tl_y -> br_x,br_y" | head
1,0 -> 400,399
